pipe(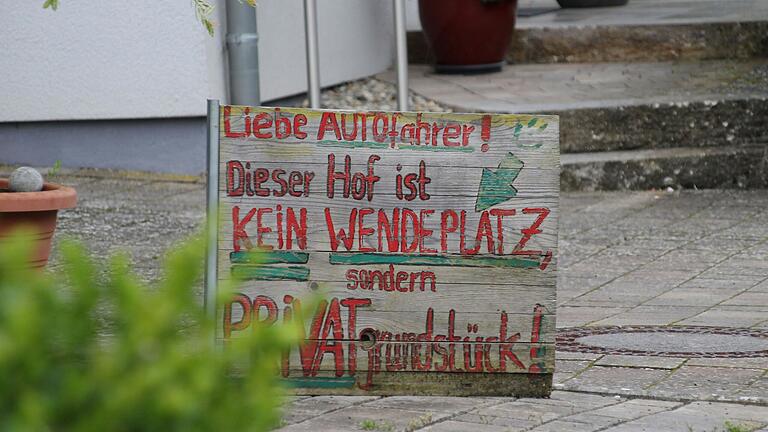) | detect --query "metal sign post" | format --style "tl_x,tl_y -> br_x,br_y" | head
204,99 -> 221,331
